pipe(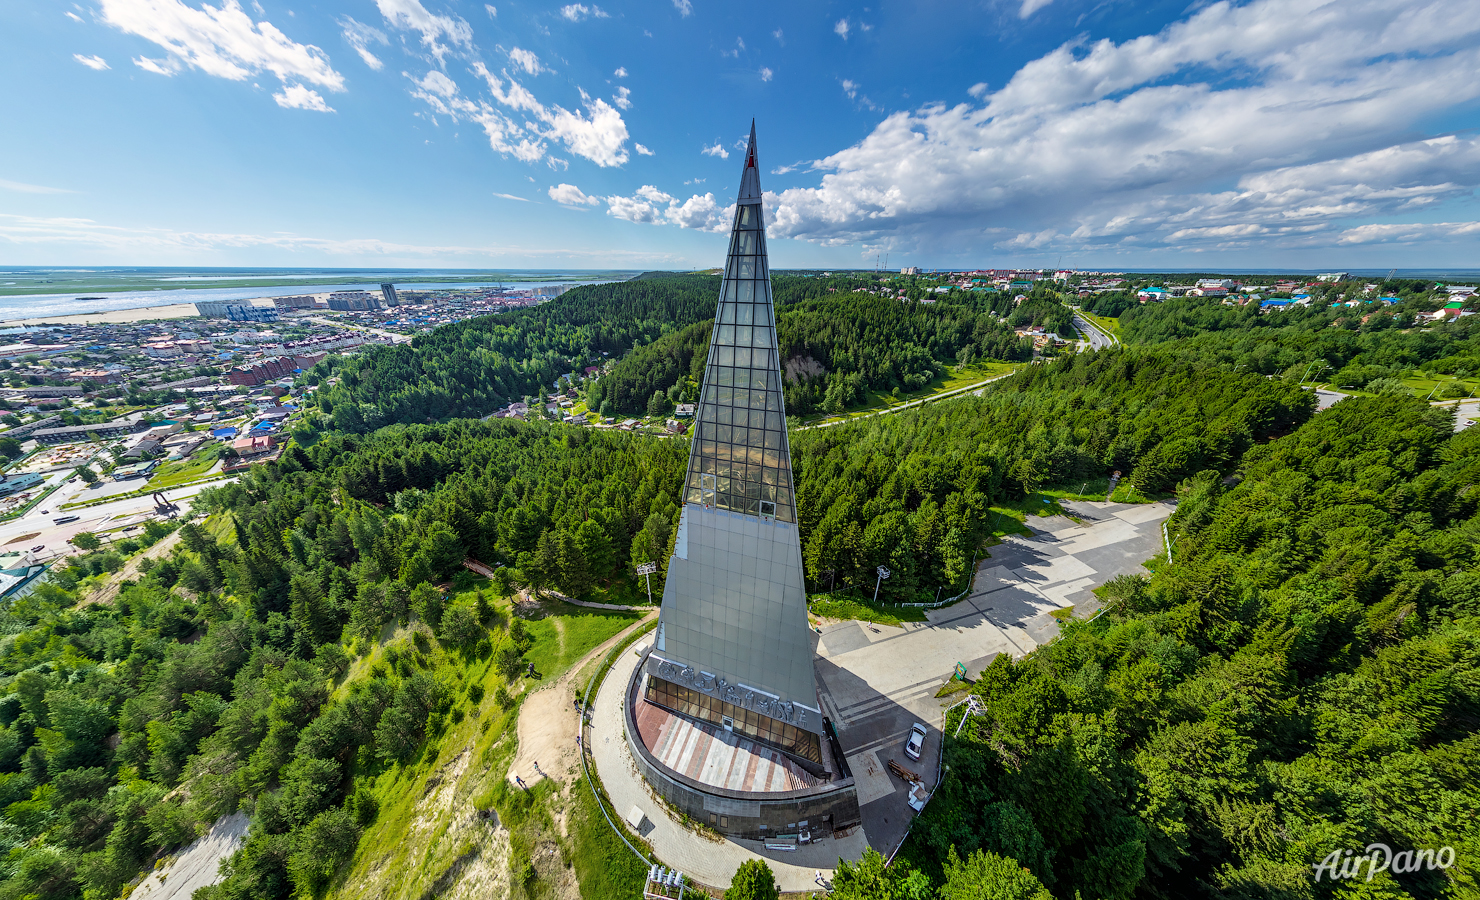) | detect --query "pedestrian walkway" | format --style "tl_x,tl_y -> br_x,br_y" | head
589,645 -> 869,891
